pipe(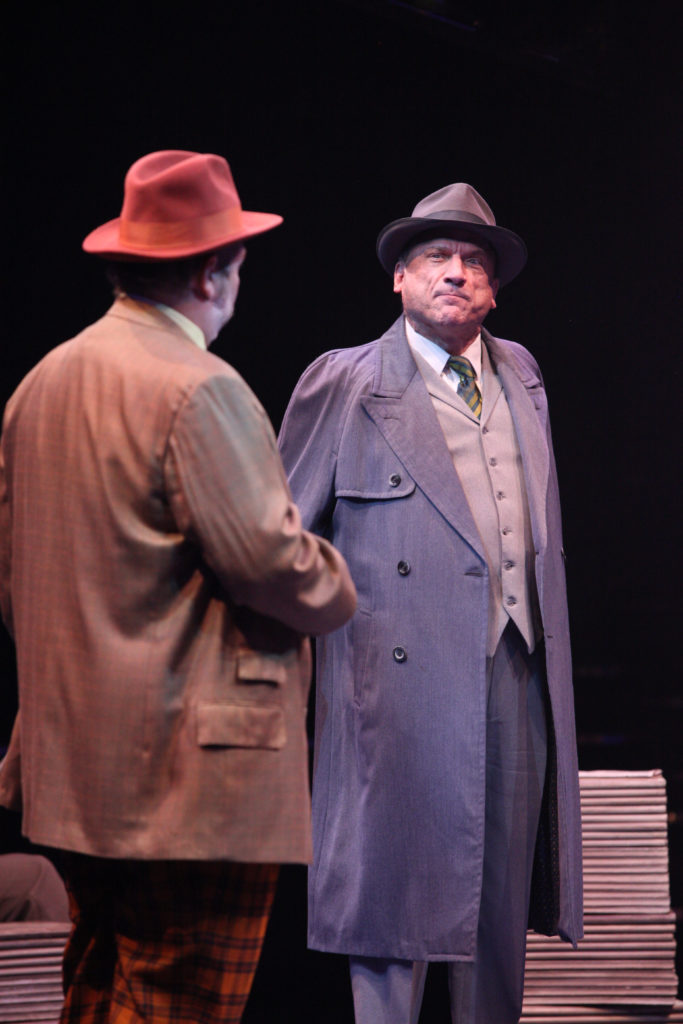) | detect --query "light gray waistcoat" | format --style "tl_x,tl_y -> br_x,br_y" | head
412,342 -> 542,655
